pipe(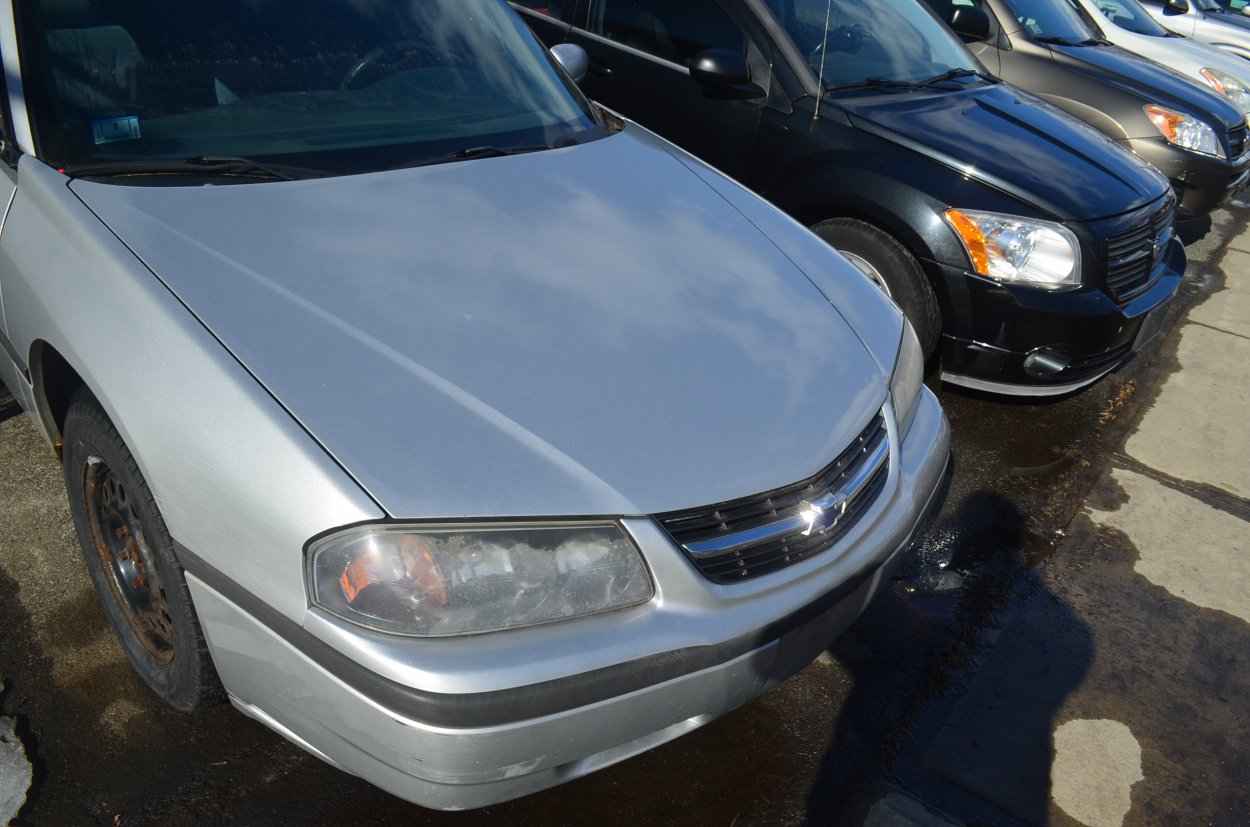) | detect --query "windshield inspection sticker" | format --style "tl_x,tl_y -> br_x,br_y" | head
92,115 -> 141,145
